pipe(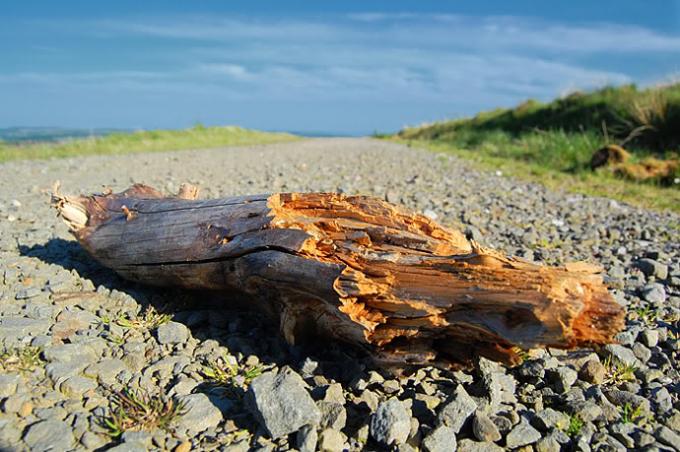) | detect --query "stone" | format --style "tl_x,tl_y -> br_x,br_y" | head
456,439 -> 503,452
579,359 -> 606,384
0,374 -> 20,398
422,425 -> 458,452
634,259 -> 668,280
604,389 -> 651,415
81,431 -> 107,449
84,358 -> 129,385
60,375 -> 97,396
43,343 -> 98,364
548,367 -> 577,393
640,283 -> 666,304
156,321 -> 189,345
23,420 -> 75,451
370,397 -> 411,446
655,425 -> 680,449
176,393 -> 222,435
247,368 -> 320,439
472,411 -> 501,442
108,442 -> 148,452
505,419 -> 541,449
600,344 -> 639,367
296,424 -> 318,452
438,385 -> 477,433
317,428 -> 344,452
639,329 -> 659,347
0,317 -> 51,345
535,436 -> 561,452
317,401 -> 347,430
532,408 -> 569,431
